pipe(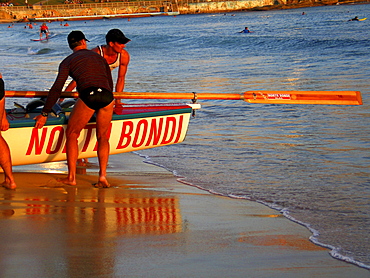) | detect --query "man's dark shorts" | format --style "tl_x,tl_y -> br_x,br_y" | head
79,86 -> 113,111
